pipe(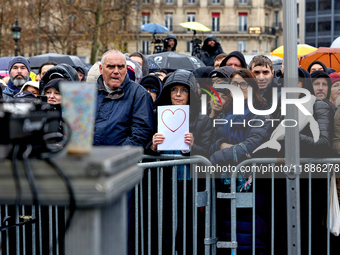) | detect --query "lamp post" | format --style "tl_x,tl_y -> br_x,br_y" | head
11,18 -> 22,56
